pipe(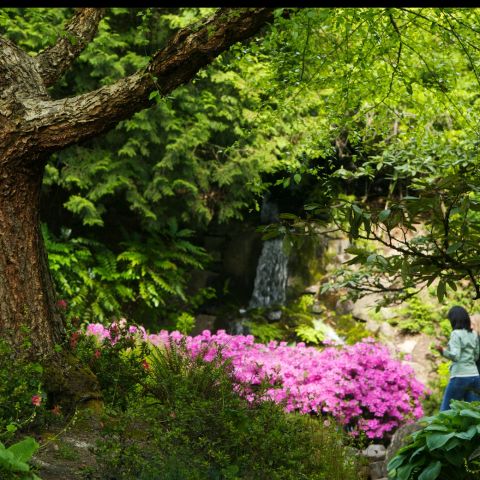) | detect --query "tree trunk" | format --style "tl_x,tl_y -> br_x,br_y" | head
0,158 -> 101,409
0,159 -> 64,354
